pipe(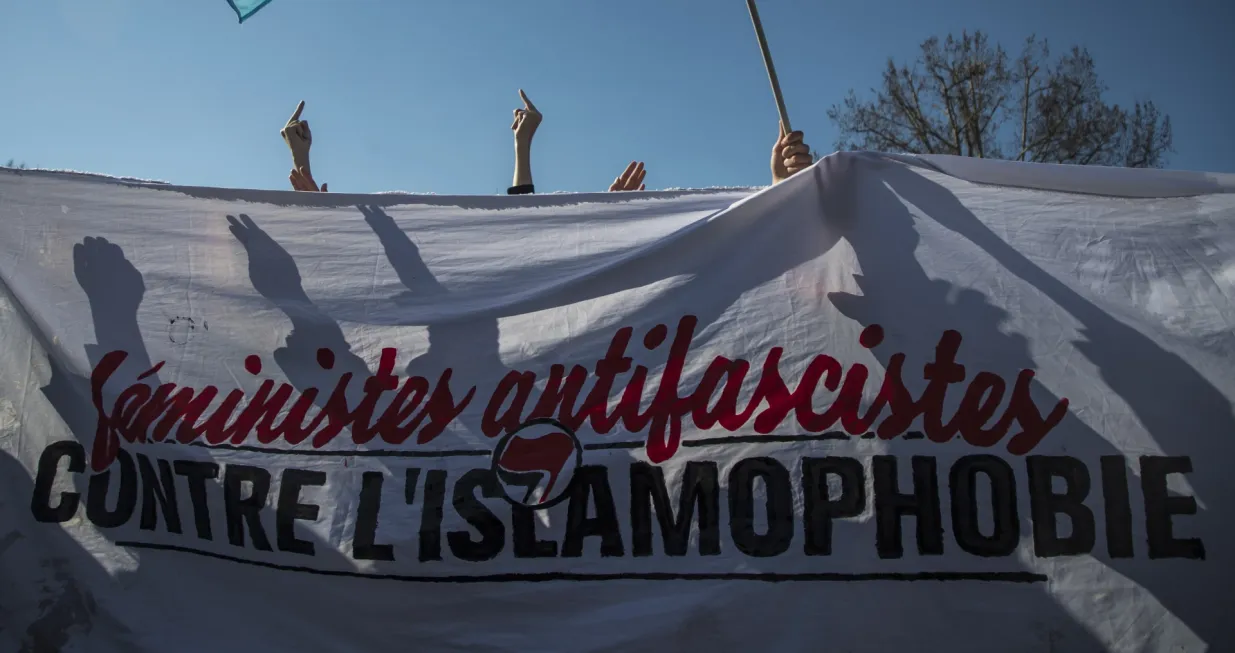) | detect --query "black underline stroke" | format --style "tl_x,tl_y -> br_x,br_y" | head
583,441 -> 644,450
117,542 -> 1046,584
175,431 -> 928,458
187,441 -> 489,458
686,432 -> 842,447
